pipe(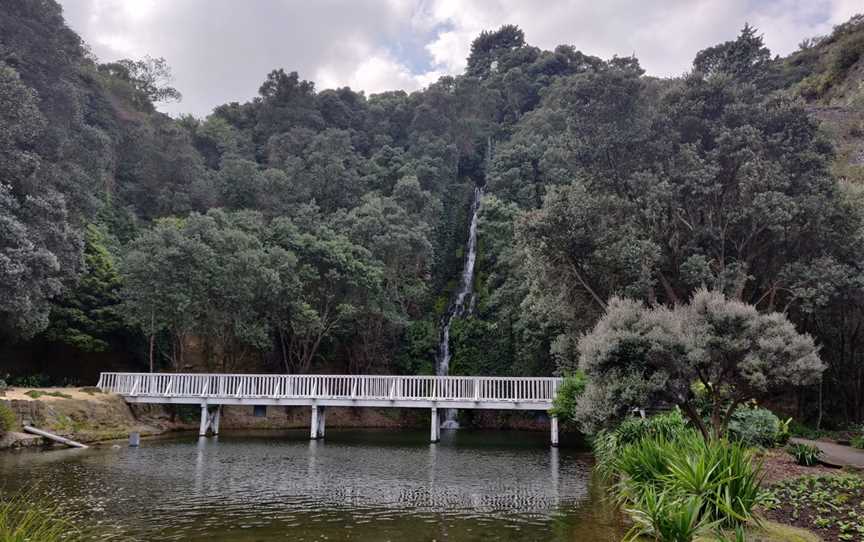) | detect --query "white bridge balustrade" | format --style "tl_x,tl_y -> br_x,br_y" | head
98,372 -> 563,445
